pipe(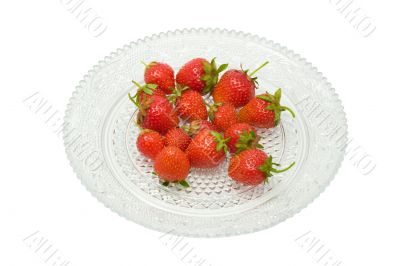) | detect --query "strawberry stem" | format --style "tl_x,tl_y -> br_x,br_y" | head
270,161 -> 295,173
249,61 -> 269,77
259,156 -> 295,182
280,106 -> 296,118
141,61 -> 157,69
140,61 -> 148,68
